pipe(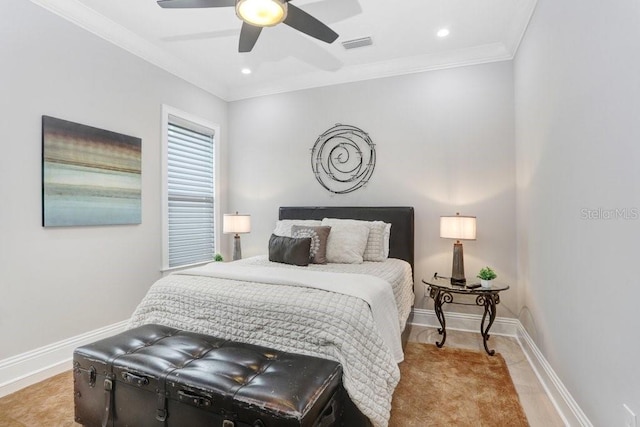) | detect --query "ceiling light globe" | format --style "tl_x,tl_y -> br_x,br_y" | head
236,0 -> 288,27
437,28 -> 450,38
